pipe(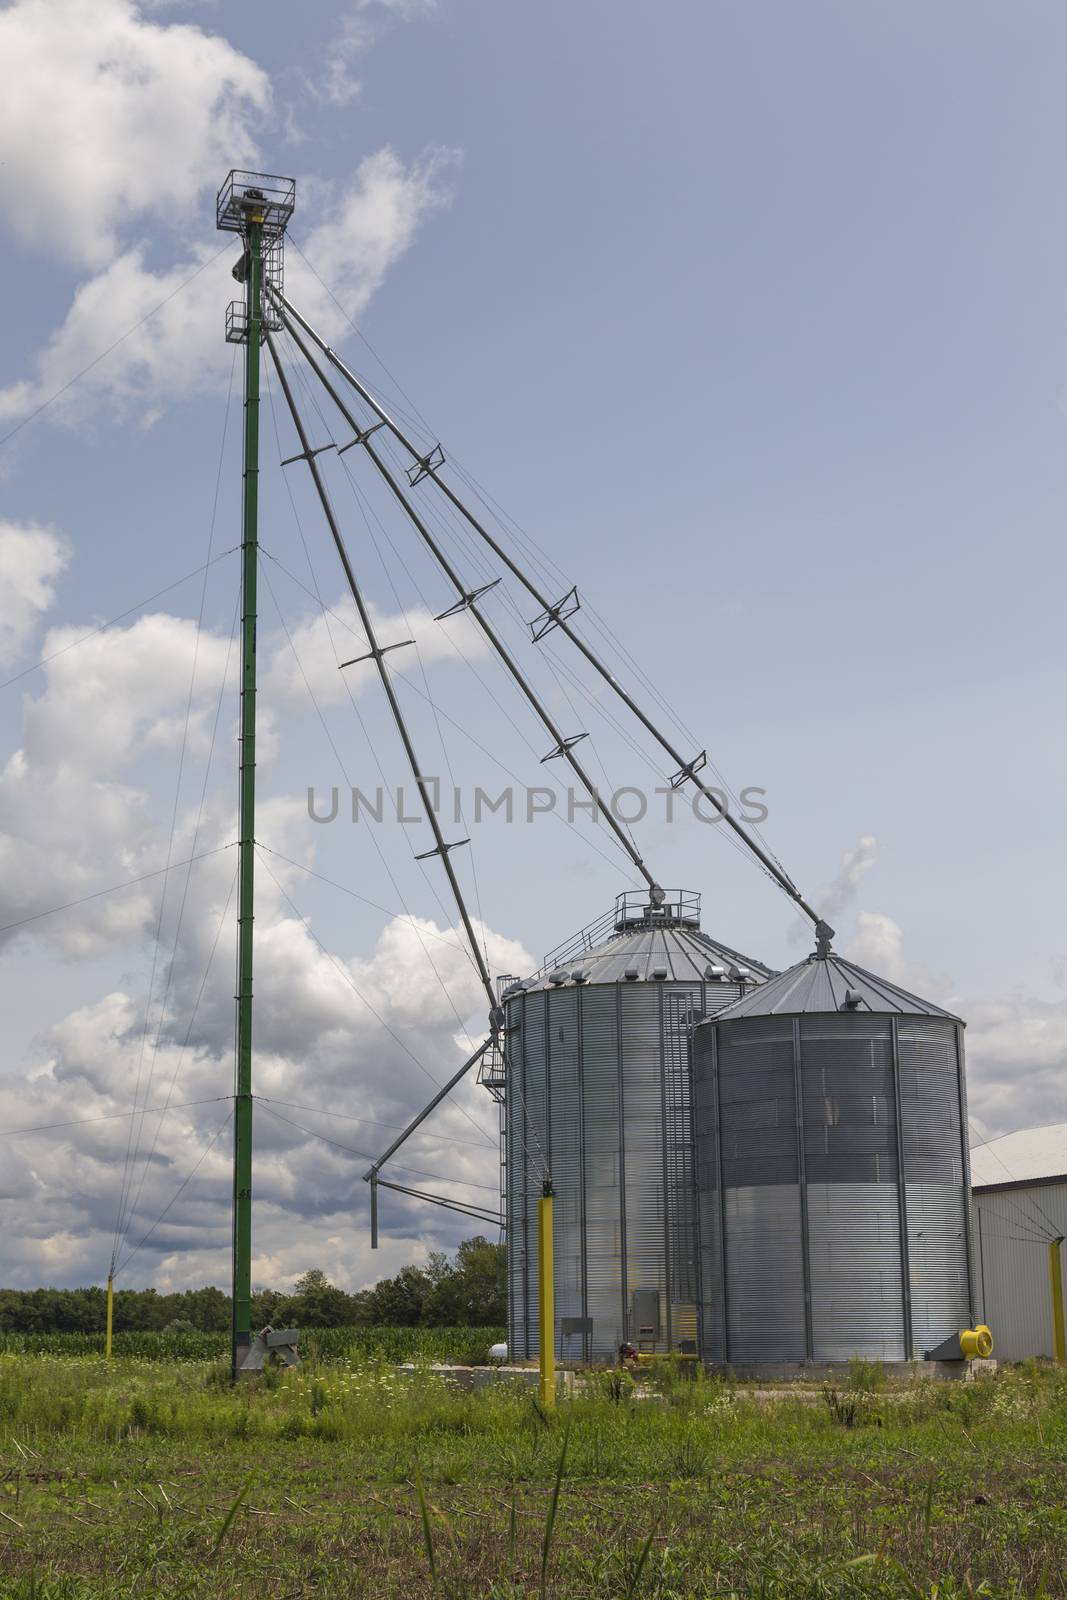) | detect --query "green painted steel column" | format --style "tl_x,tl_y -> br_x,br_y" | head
232,216 -> 263,1378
